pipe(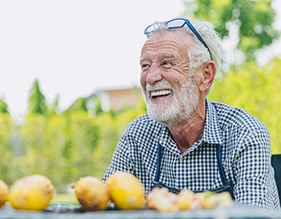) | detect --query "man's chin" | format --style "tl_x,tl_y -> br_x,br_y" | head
146,103 -> 177,123
148,111 -> 170,123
